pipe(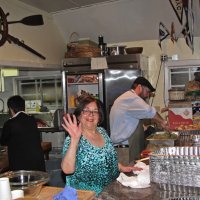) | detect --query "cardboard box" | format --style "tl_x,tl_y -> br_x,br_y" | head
168,102 -> 193,130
